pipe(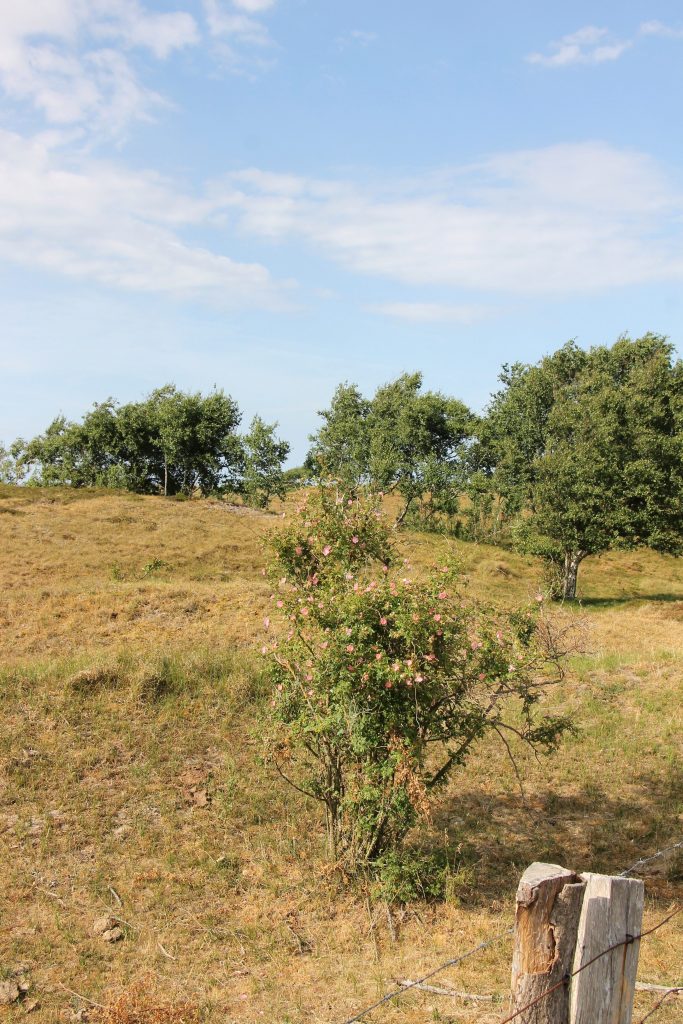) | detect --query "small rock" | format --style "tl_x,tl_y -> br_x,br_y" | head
93,915 -> 116,936
24,999 -> 40,1014
0,981 -> 20,1005
102,926 -> 124,943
